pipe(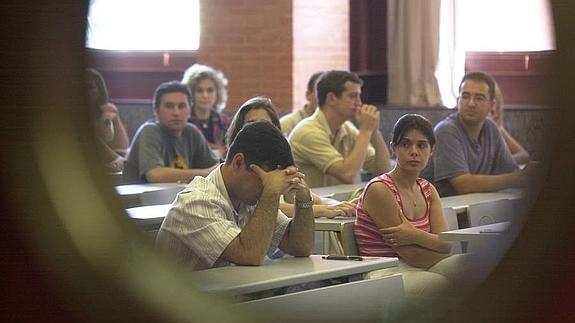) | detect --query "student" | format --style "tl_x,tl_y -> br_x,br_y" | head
489,81 -> 531,165
289,70 -> 392,188
155,122 -> 314,270
429,72 -> 536,196
123,81 -> 219,184
354,114 -> 471,296
86,68 -> 129,172
280,71 -> 323,136
181,64 -> 231,160
226,97 -> 356,218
